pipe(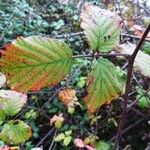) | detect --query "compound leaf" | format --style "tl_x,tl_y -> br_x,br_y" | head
0,36 -> 73,92
0,120 -> 32,145
0,90 -> 27,116
80,3 -> 121,52
84,58 -> 125,114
